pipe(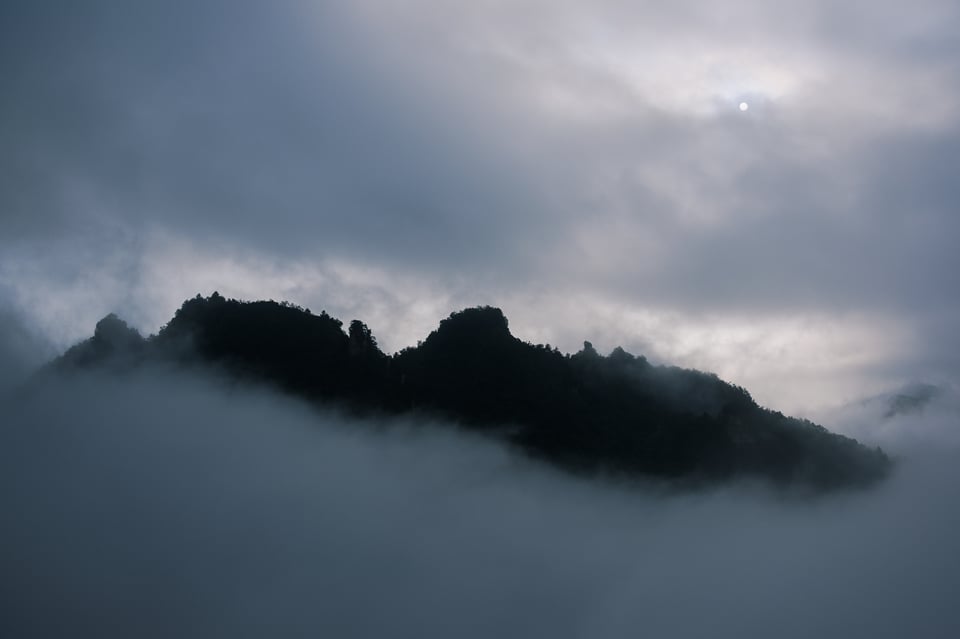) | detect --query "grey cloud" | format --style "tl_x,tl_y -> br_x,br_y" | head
2,0 -> 959,406
4,0 -> 957,292
2,369 -> 960,637
0,306 -> 51,392
816,379 -> 960,450
0,1 -> 546,275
